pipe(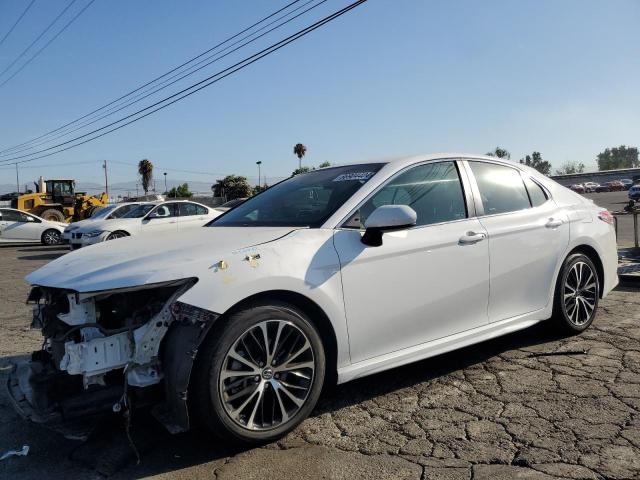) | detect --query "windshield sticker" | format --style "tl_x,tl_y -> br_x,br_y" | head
332,172 -> 375,182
